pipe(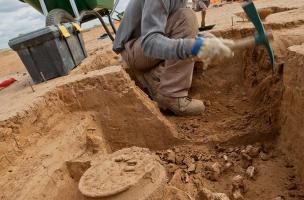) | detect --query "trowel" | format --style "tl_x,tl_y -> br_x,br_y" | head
199,24 -> 216,31
230,1 -> 275,71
